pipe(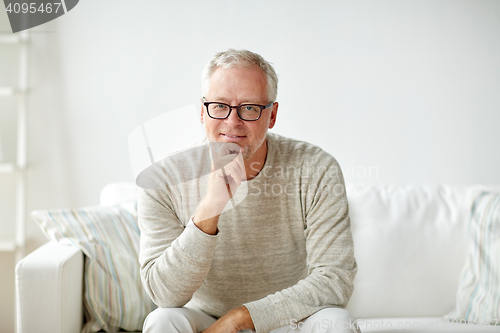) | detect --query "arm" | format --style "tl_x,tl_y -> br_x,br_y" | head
201,306 -> 254,333
138,145 -> 246,308
138,187 -> 219,307
243,152 -> 357,333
